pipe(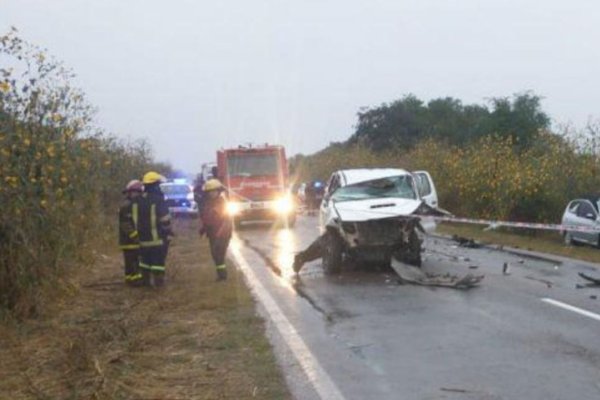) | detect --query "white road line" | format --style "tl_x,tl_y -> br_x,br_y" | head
229,244 -> 347,400
541,298 -> 600,322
